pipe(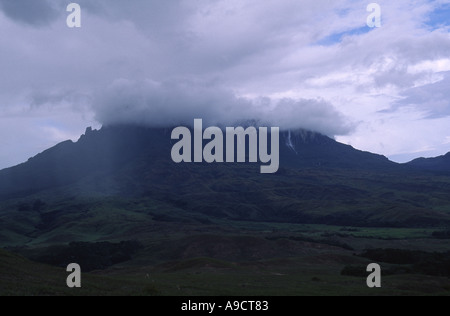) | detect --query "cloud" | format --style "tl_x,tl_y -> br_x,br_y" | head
94,79 -> 353,136
0,0 -> 59,26
263,98 -> 354,135
394,72 -> 450,119
1,0 -> 450,168
28,89 -> 92,113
